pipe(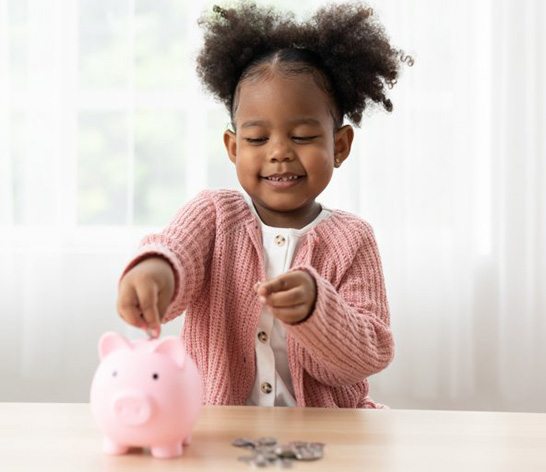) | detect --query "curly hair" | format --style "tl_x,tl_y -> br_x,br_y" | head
196,1 -> 412,127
